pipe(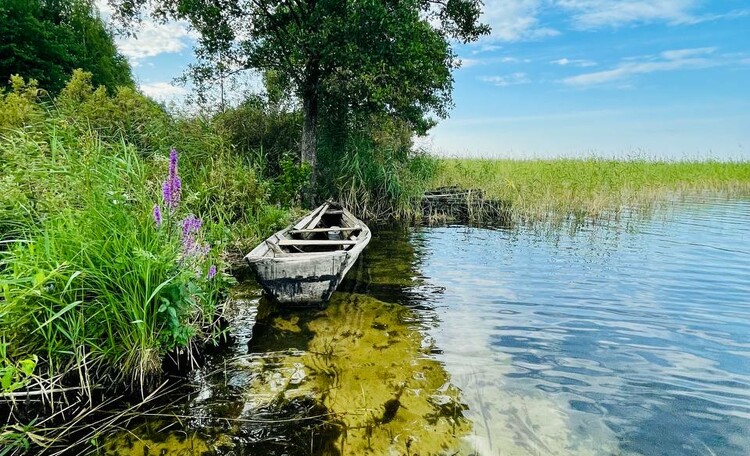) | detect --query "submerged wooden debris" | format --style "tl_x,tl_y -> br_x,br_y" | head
422,186 -> 510,225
